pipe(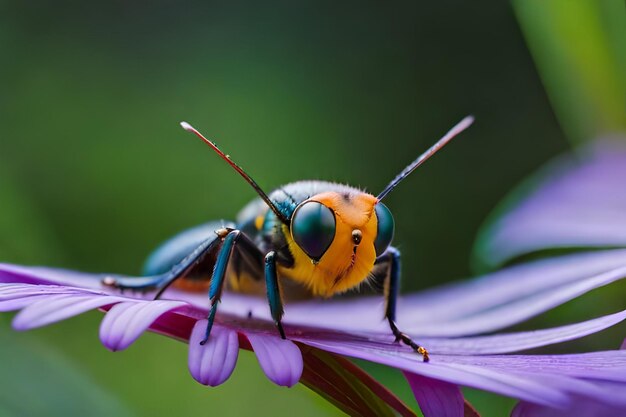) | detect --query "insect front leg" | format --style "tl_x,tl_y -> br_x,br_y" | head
200,229 -> 269,345
376,246 -> 429,362
201,229 -> 242,344
264,251 -> 286,339
102,231 -> 227,297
